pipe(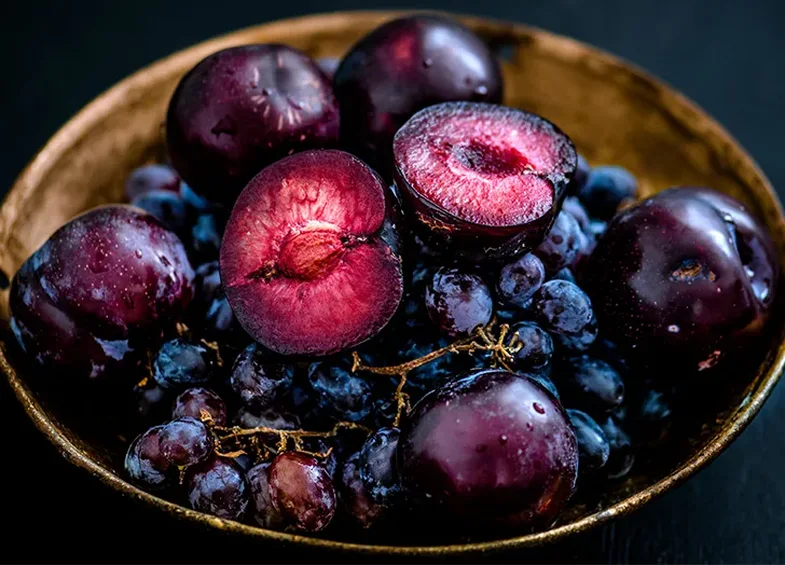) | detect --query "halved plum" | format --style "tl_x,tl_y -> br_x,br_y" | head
393,102 -> 577,260
220,150 -> 404,357
166,44 -> 339,204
